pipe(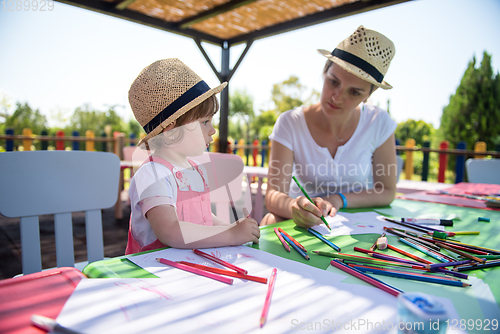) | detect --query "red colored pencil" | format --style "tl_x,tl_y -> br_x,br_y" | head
278,227 -> 307,252
193,249 -> 248,275
156,258 -> 233,284
274,228 -> 291,252
387,244 -> 434,264
354,247 -> 430,267
177,261 -> 267,284
260,268 -> 277,328
330,259 -> 402,297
